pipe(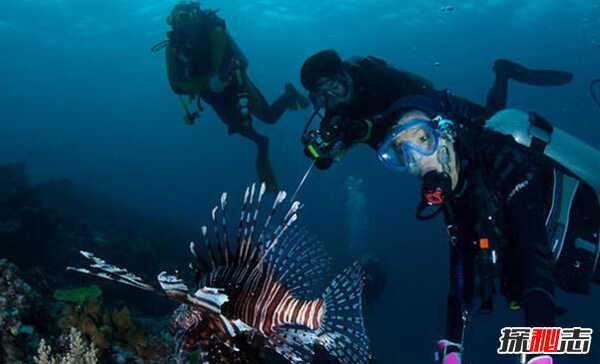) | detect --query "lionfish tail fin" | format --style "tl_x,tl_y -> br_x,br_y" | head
67,251 -> 156,292
318,262 -> 370,364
